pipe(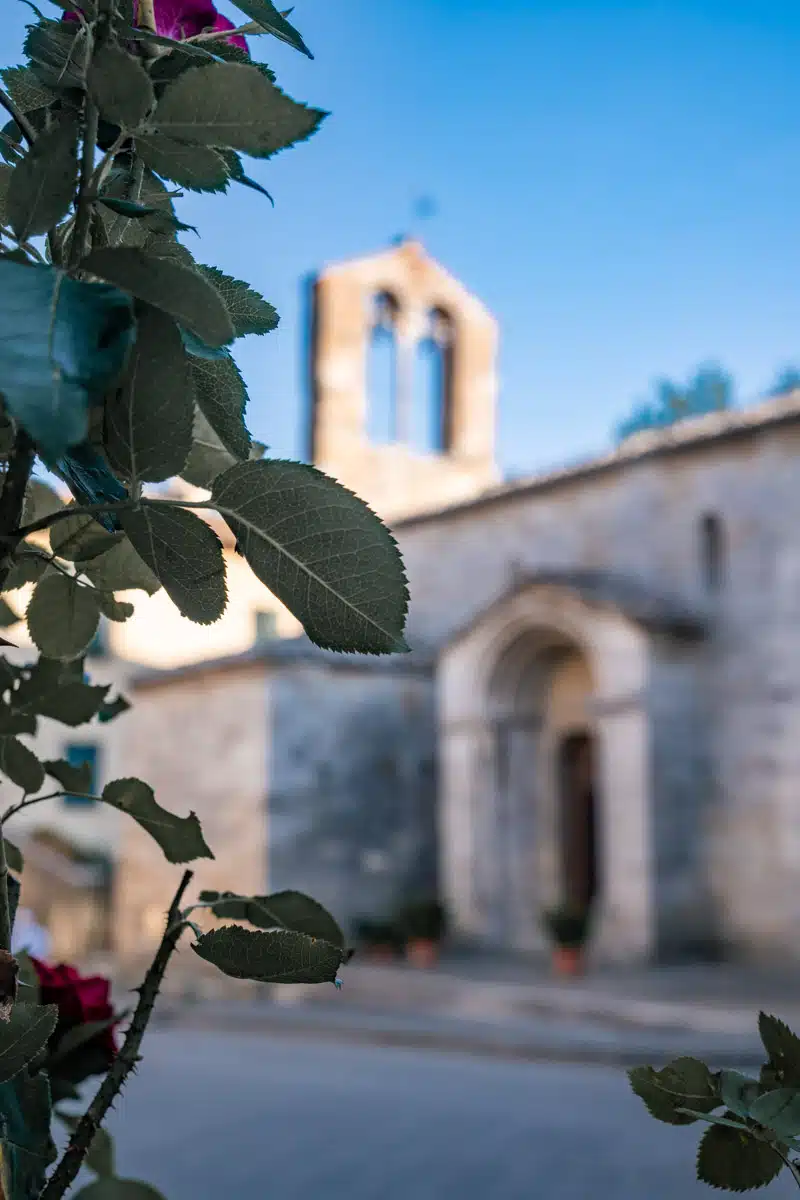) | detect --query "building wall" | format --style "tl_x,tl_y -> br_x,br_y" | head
399,416 -> 800,958
266,660 -> 437,937
111,666 -> 268,991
